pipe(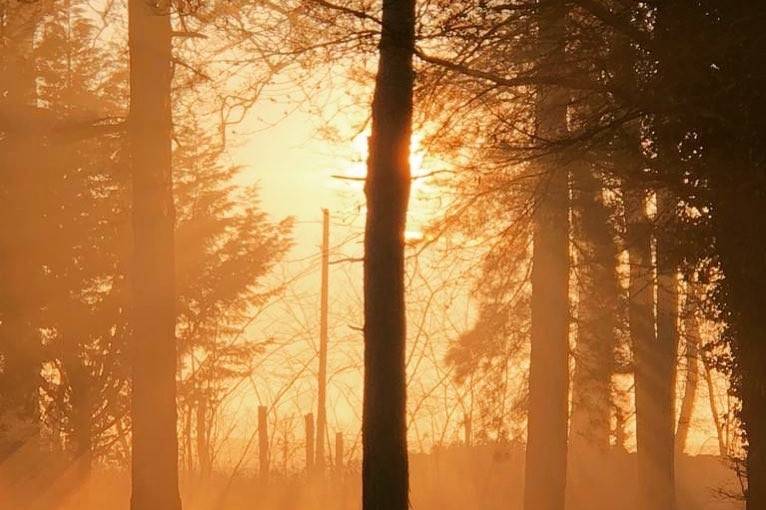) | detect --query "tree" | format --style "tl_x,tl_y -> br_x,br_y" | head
362,0 -> 416,508
173,123 -> 293,477
0,0 -> 45,462
650,187 -> 680,510
35,0 -> 130,476
523,3 -> 570,510
127,0 -> 181,507
570,165 -> 621,453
